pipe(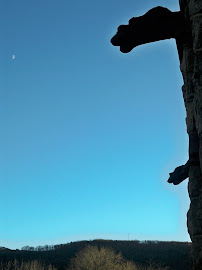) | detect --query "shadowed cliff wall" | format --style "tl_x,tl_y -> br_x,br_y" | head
179,0 -> 202,269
